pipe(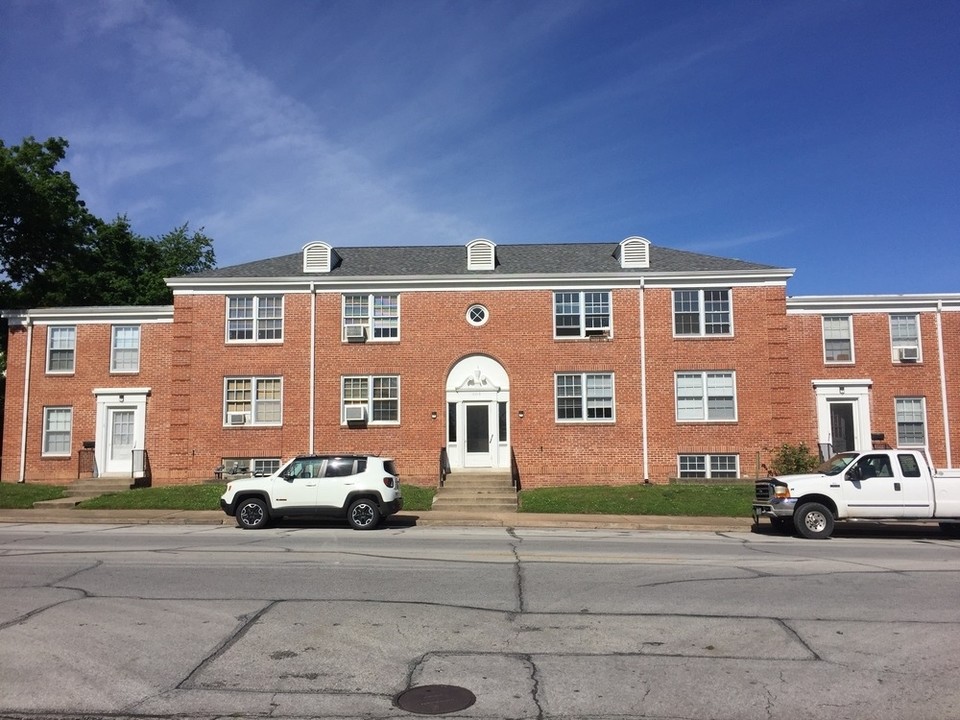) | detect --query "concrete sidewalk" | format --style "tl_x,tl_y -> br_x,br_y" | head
0,507 -> 754,532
